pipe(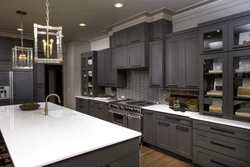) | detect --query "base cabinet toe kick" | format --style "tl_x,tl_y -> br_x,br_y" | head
46,138 -> 140,167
